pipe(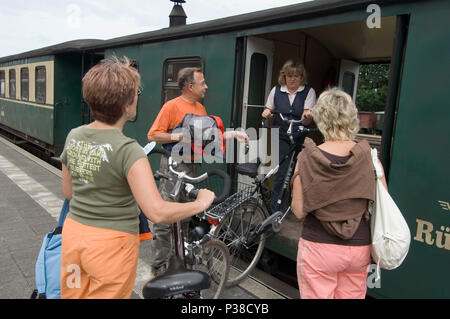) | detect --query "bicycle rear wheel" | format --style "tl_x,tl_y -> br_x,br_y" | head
188,239 -> 230,299
213,198 -> 267,287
